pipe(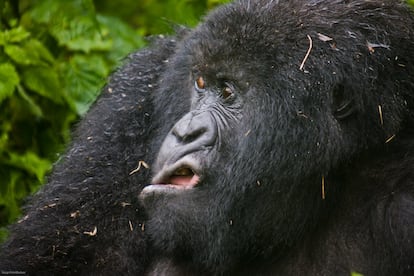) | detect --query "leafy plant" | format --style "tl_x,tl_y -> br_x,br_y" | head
0,0 -> 230,242
0,0 -> 145,241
